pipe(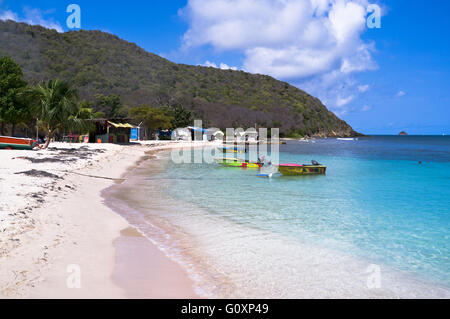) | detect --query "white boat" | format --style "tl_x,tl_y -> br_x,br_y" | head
337,138 -> 358,141
298,138 -> 316,143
